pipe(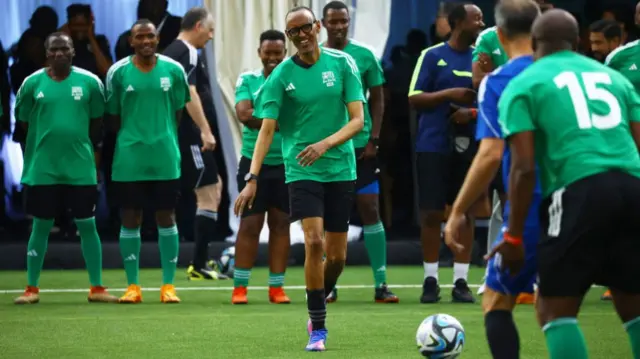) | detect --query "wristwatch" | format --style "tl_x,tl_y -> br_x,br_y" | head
244,172 -> 259,183
370,137 -> 380,147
